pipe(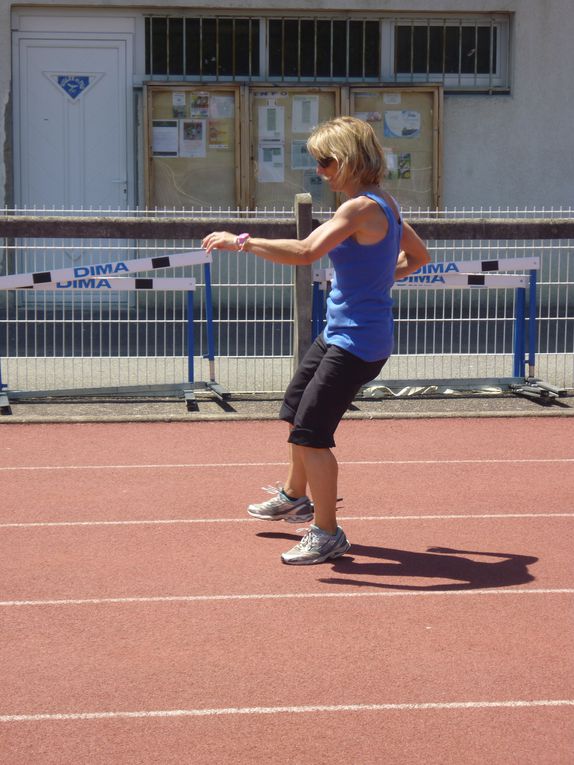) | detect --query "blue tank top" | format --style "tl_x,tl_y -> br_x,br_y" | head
323,192 -> 402,361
